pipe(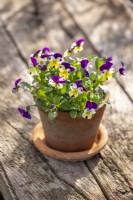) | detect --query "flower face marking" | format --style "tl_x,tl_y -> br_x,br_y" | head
82,108 -> 93,119
71,39 -> 85,53
82,101 -> 98,119
48,53 -> 62,69
59,62 -> 75,79
49,75 -> 66,89
100,61 -> 115,81
69,88 -> 79,97
119,61 -> 126,77
50,104 -> 56,111
48,57 -> 61,69
18,108 -> 31,119
59,66 -> 69,79
63,49 -> 72,57
69,80 -> 86,98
